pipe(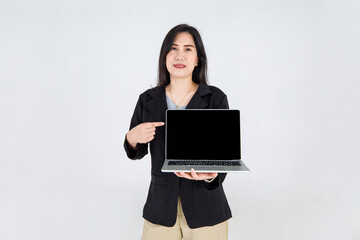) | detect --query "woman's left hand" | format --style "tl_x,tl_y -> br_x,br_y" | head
174,168 -> 218,181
